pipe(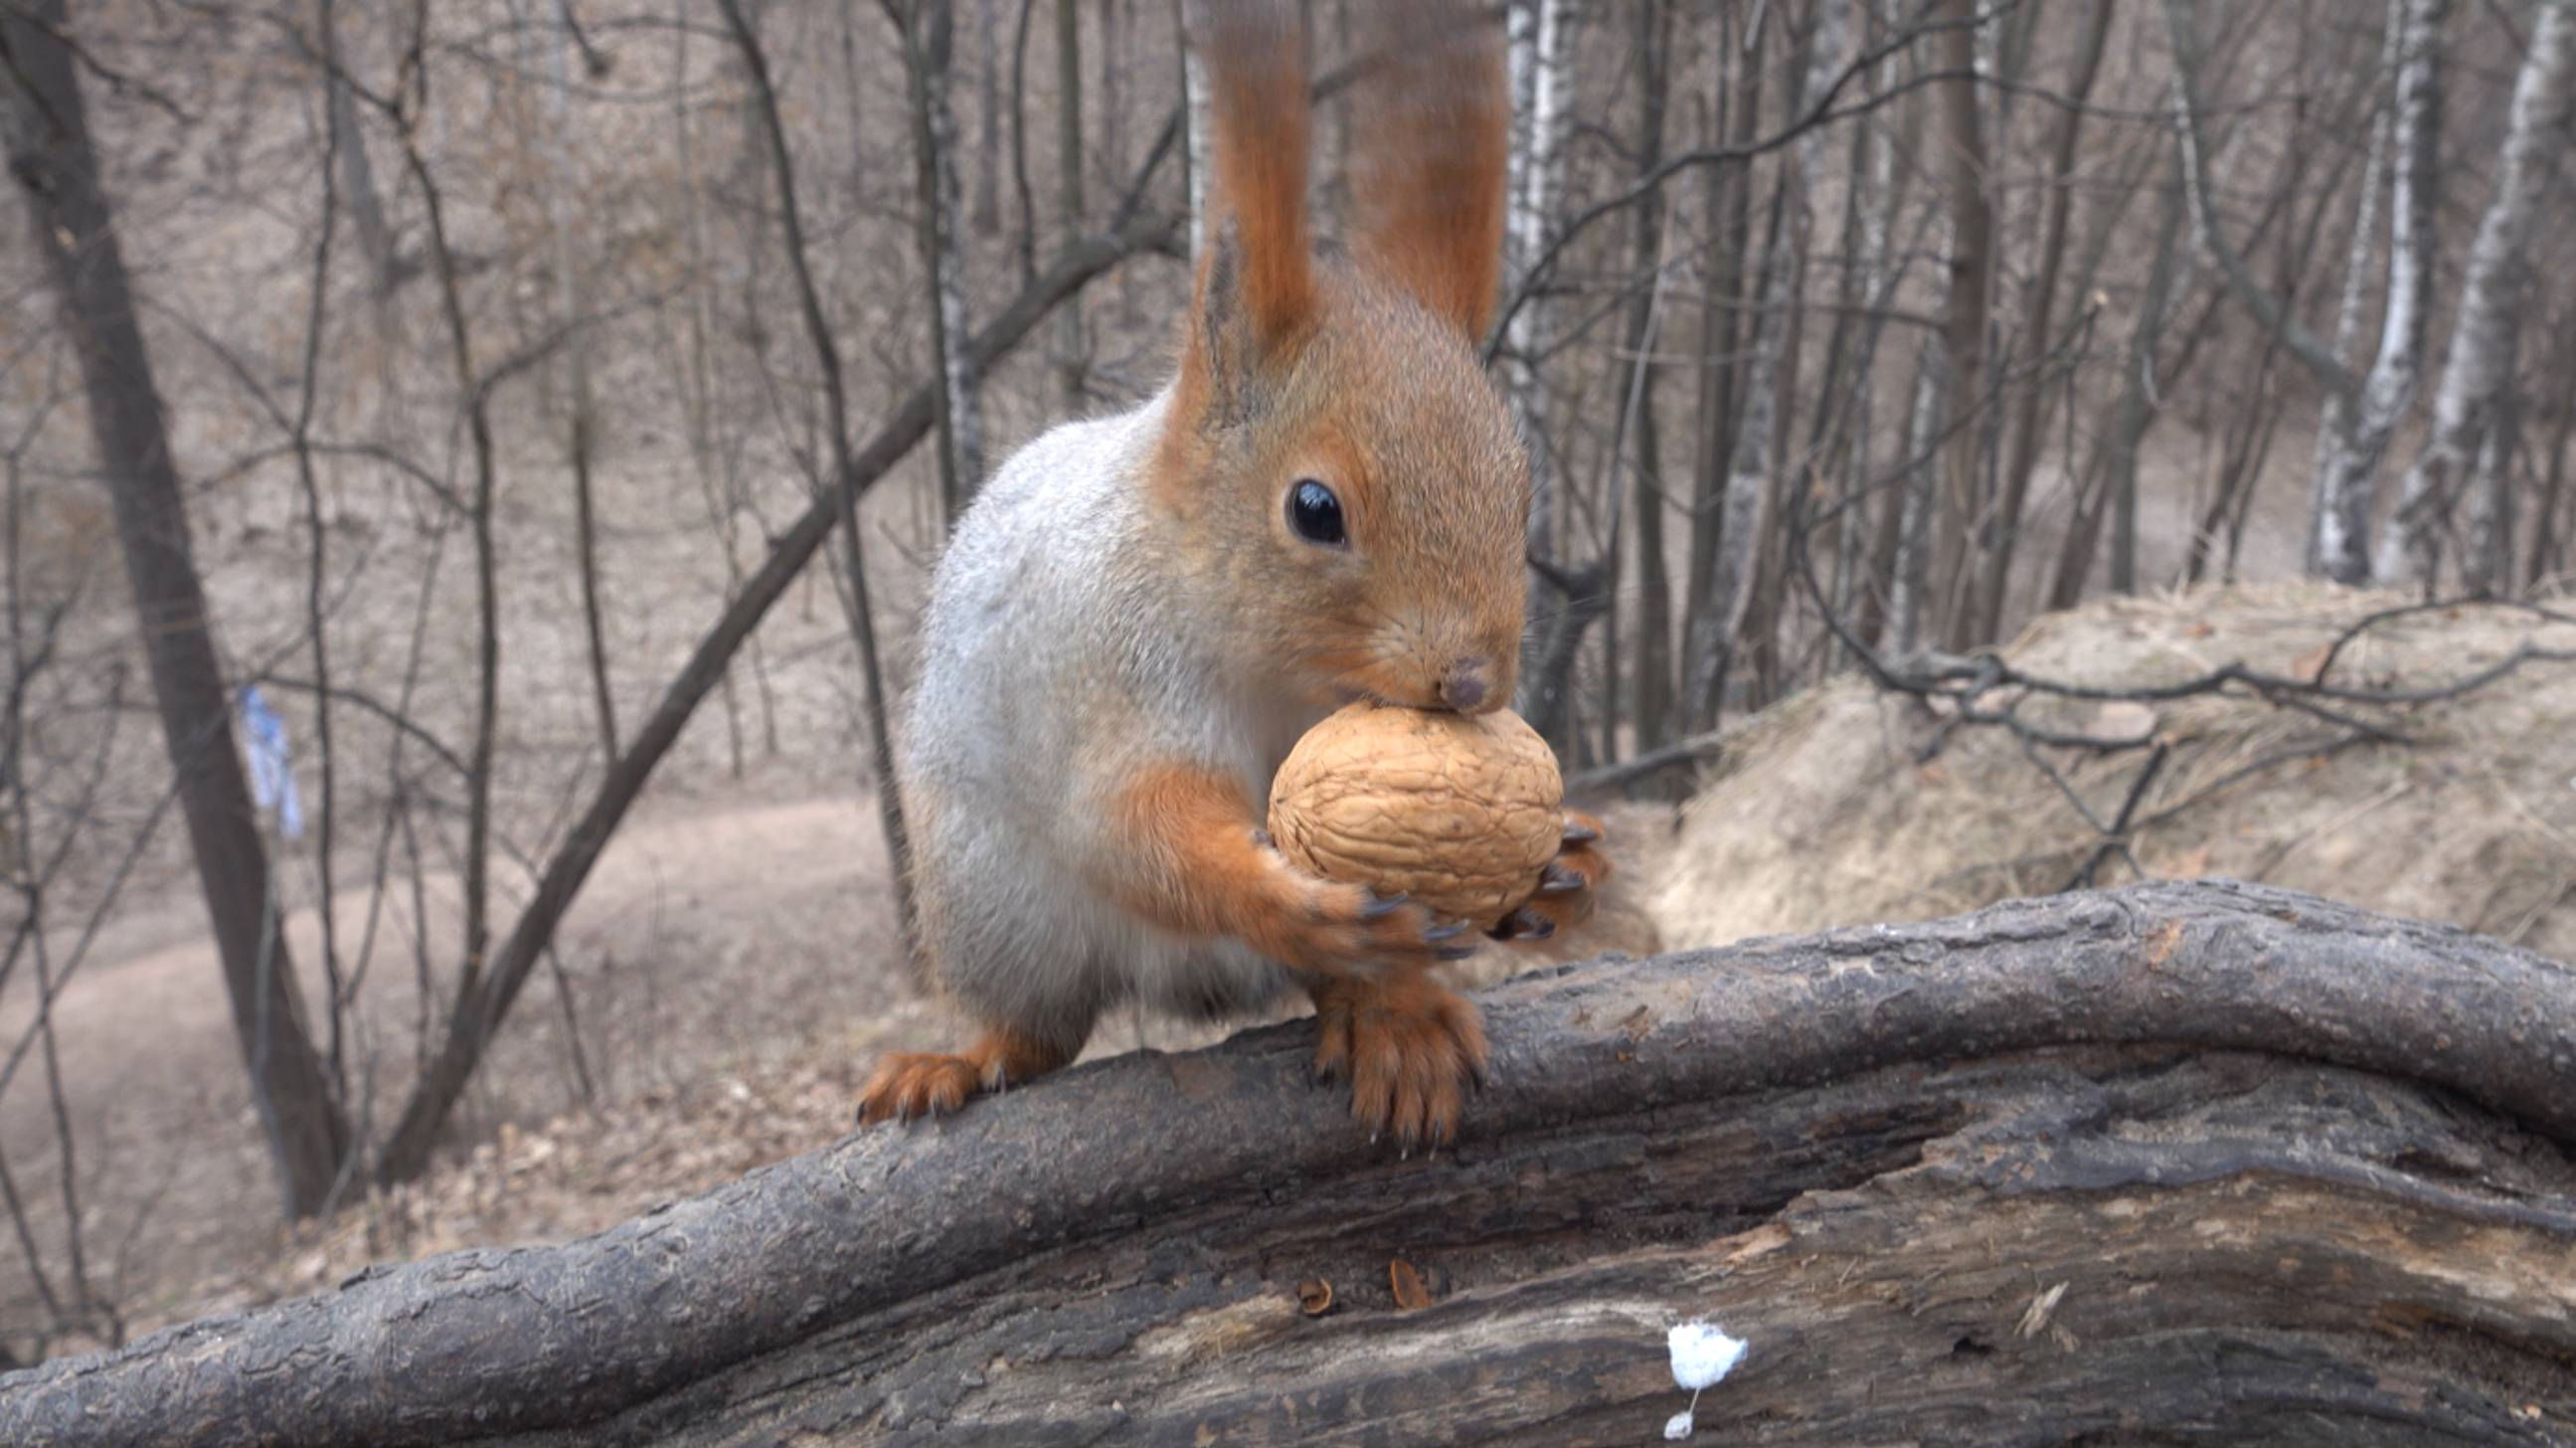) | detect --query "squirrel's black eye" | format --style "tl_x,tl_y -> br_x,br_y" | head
1287,479 -> 1346,547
